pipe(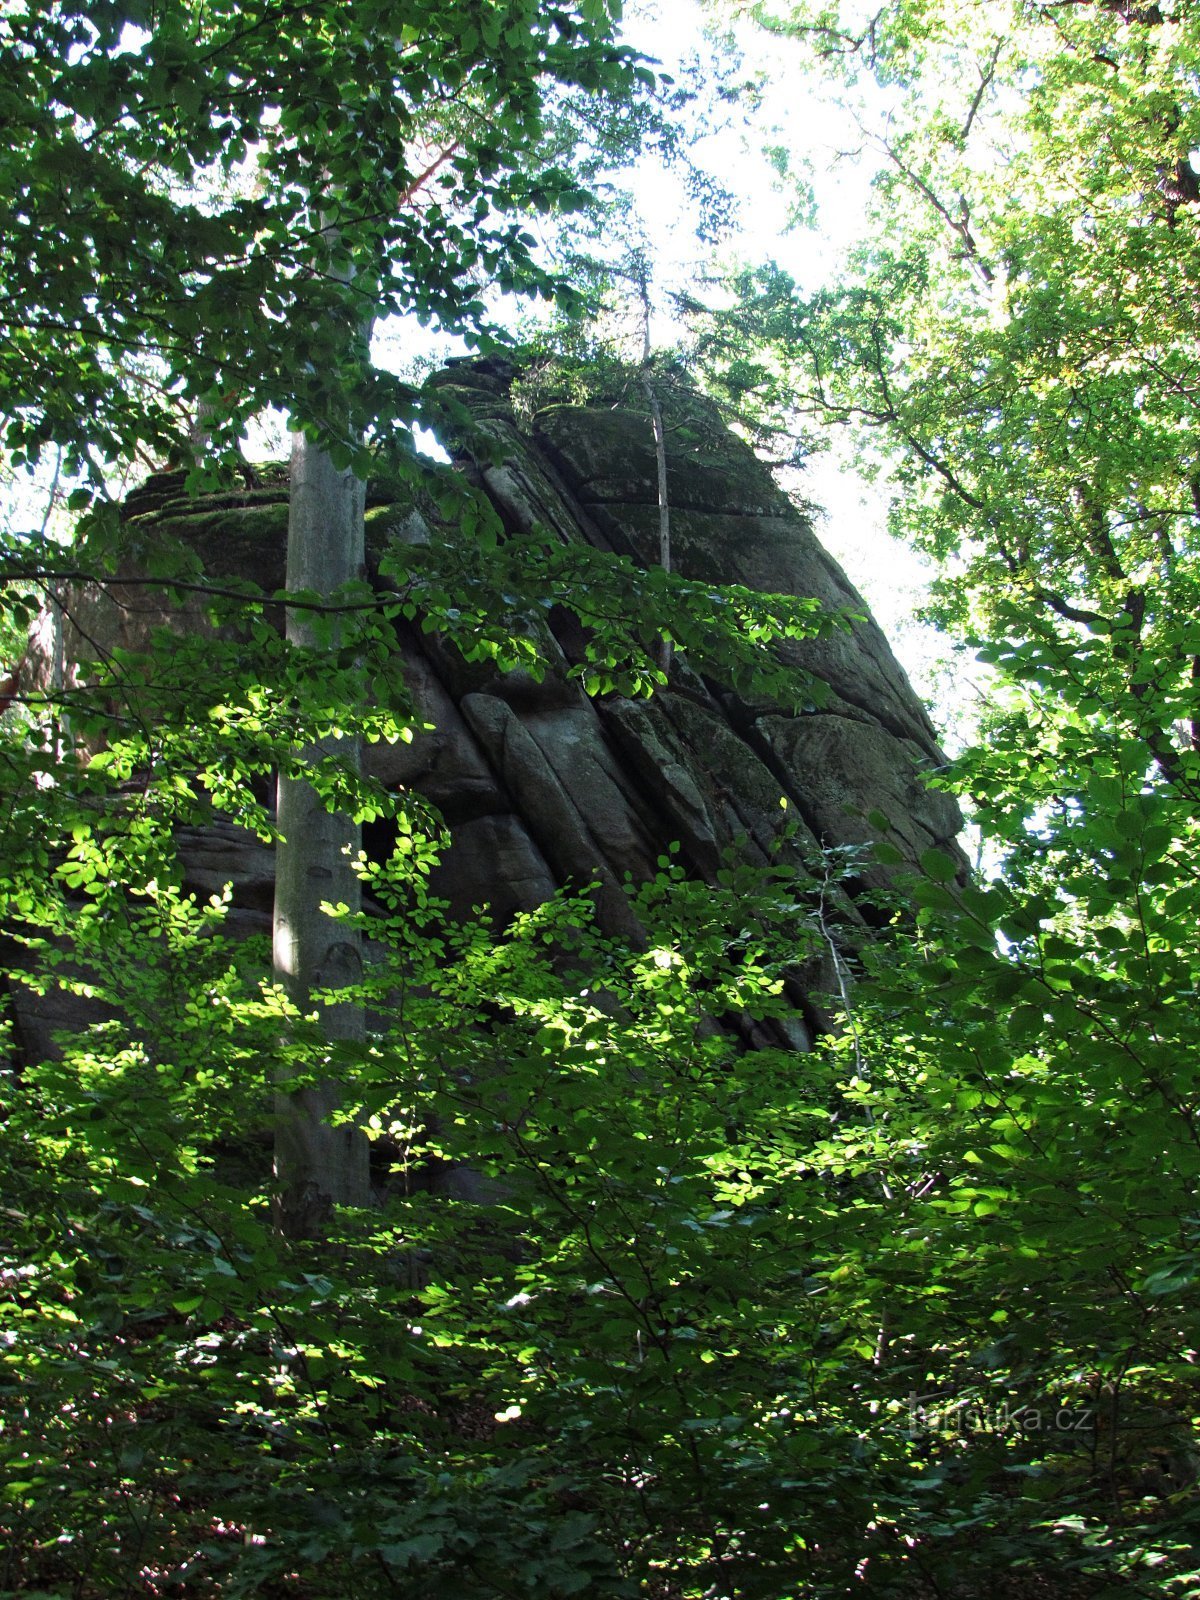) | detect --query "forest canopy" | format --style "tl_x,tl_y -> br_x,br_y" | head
2,1 -> 1200,1597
